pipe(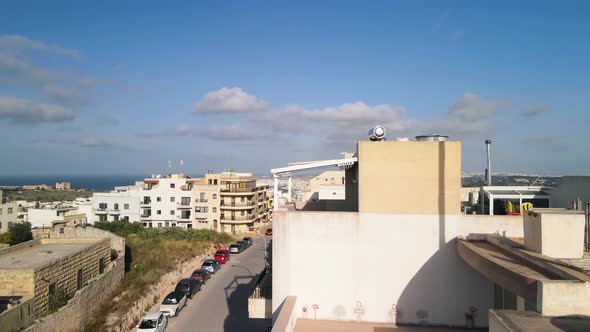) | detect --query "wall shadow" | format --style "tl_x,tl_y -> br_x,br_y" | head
396,239 -> 489,329
550,315 -> 590,332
